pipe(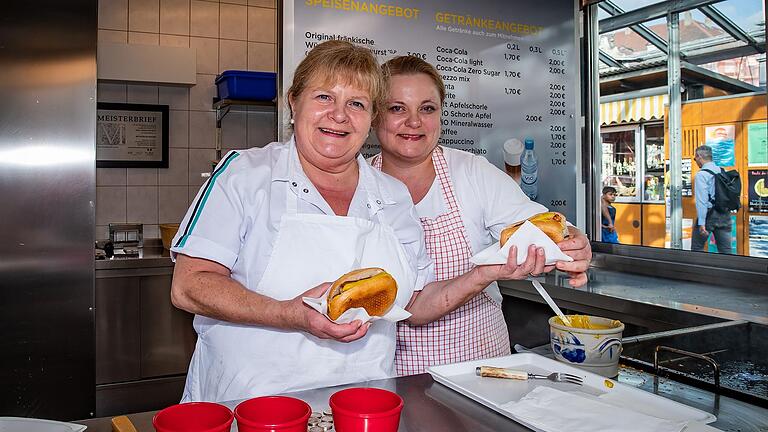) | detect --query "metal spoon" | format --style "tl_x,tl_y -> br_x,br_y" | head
531,280 -> 572,327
